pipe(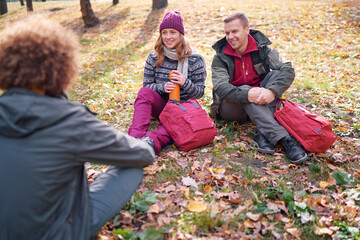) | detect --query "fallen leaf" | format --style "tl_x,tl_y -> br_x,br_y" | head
286,228 -> 302,240
212,168 -> 226,174
300,211 -> 314,224
157,213 -> 172,226
163,194 -> 173,206
319,181 -> 330,188
327,163 -> 338,170
182,176 -> 198,188
192,161 -> 201,172
281,217 -> 292,223
246,212 -> 263,221
272,230 -> 282,240
176,158 -> 189,169
314,225 -> 334,236
209,202 -> 220,216
148,203 -> 159,213
144,163 -> 166,175
187,200 -> 207,213
118,210 -> 132,225
204,185 -> 213,192
184,187 -> 190,199
244,219 -> 255,229
165,185 -> 176,193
